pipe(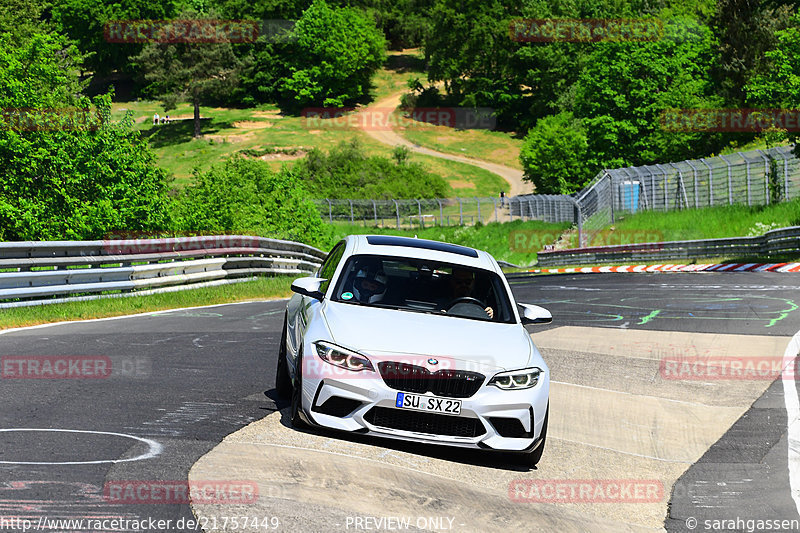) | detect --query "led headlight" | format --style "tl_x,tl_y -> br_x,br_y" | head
488,368 -> 542,390
314,341 -> 374,372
